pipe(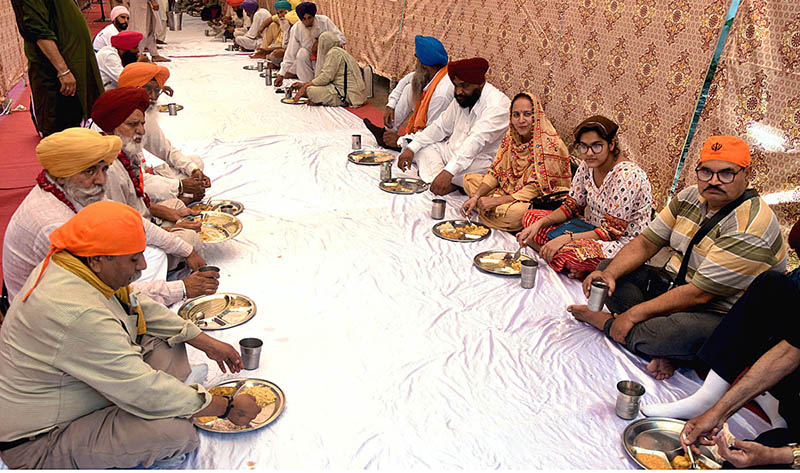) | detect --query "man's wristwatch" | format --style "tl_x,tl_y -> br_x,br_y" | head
790,444 -> 800,469
219,396 -> 234,419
